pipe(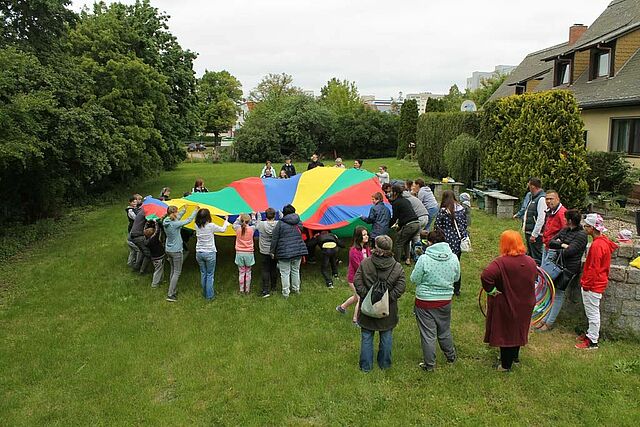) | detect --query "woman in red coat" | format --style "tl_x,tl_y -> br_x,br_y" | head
481,230 -> 537,371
